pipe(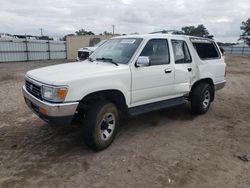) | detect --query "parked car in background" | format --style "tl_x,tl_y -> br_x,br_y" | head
0,33 -> 15,39
77,40 -> 106,61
